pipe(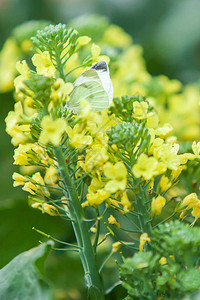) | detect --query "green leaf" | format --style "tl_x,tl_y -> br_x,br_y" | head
0,241 -> 53,300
